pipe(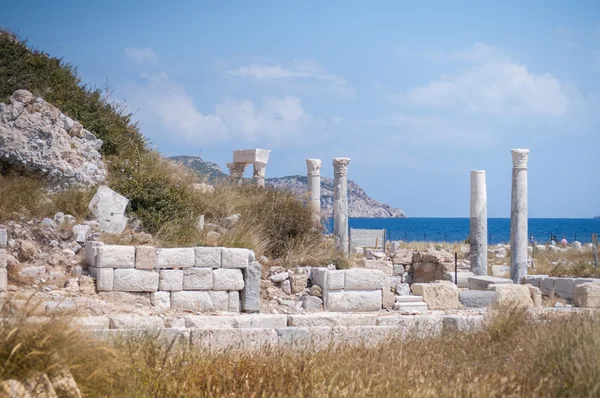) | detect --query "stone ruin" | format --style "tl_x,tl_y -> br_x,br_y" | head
226,149 -> 271,187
